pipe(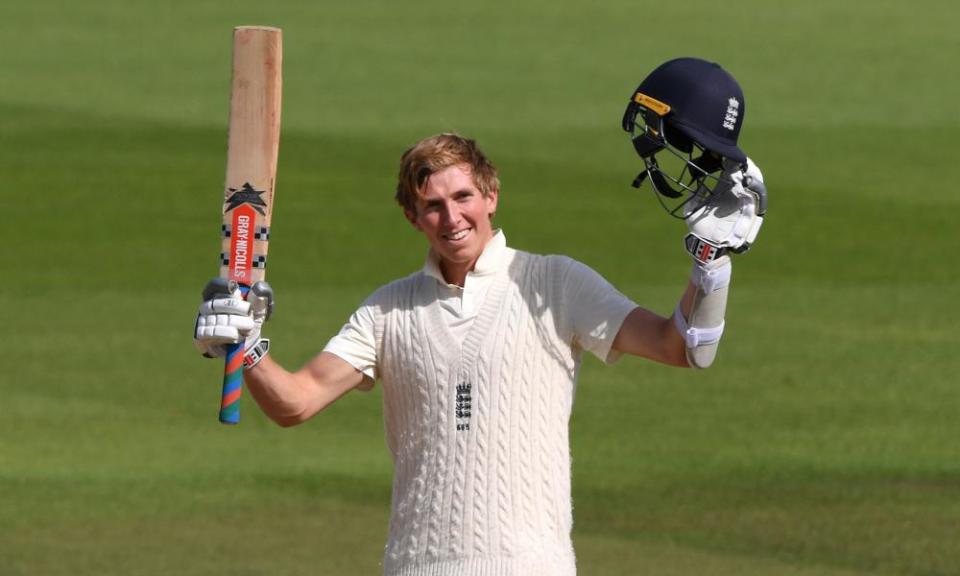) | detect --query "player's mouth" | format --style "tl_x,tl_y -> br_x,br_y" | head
442,228 -> 471,242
